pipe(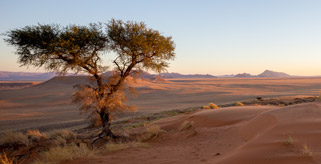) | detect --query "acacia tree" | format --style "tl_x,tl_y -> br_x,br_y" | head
5,19 -> 175,138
